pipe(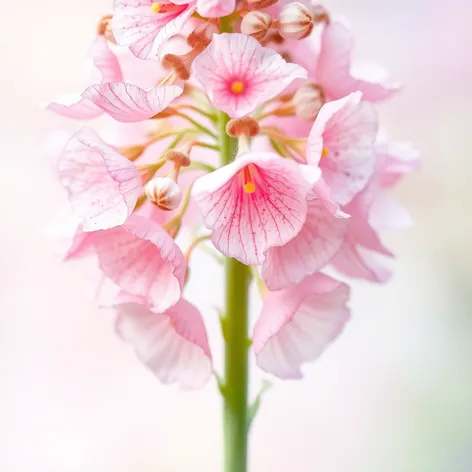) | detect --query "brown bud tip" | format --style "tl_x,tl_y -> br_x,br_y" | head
312,4 -> 330,24
166,149 -> 192,168
161,53 -> 191,81
241,12 -> 273,41
278,2 -> 315,40
247,0 -> 279,10
293,81 -> 325,120
187,23 -> 218,48
97,14 -> 116,43
226,117 -> 260,137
